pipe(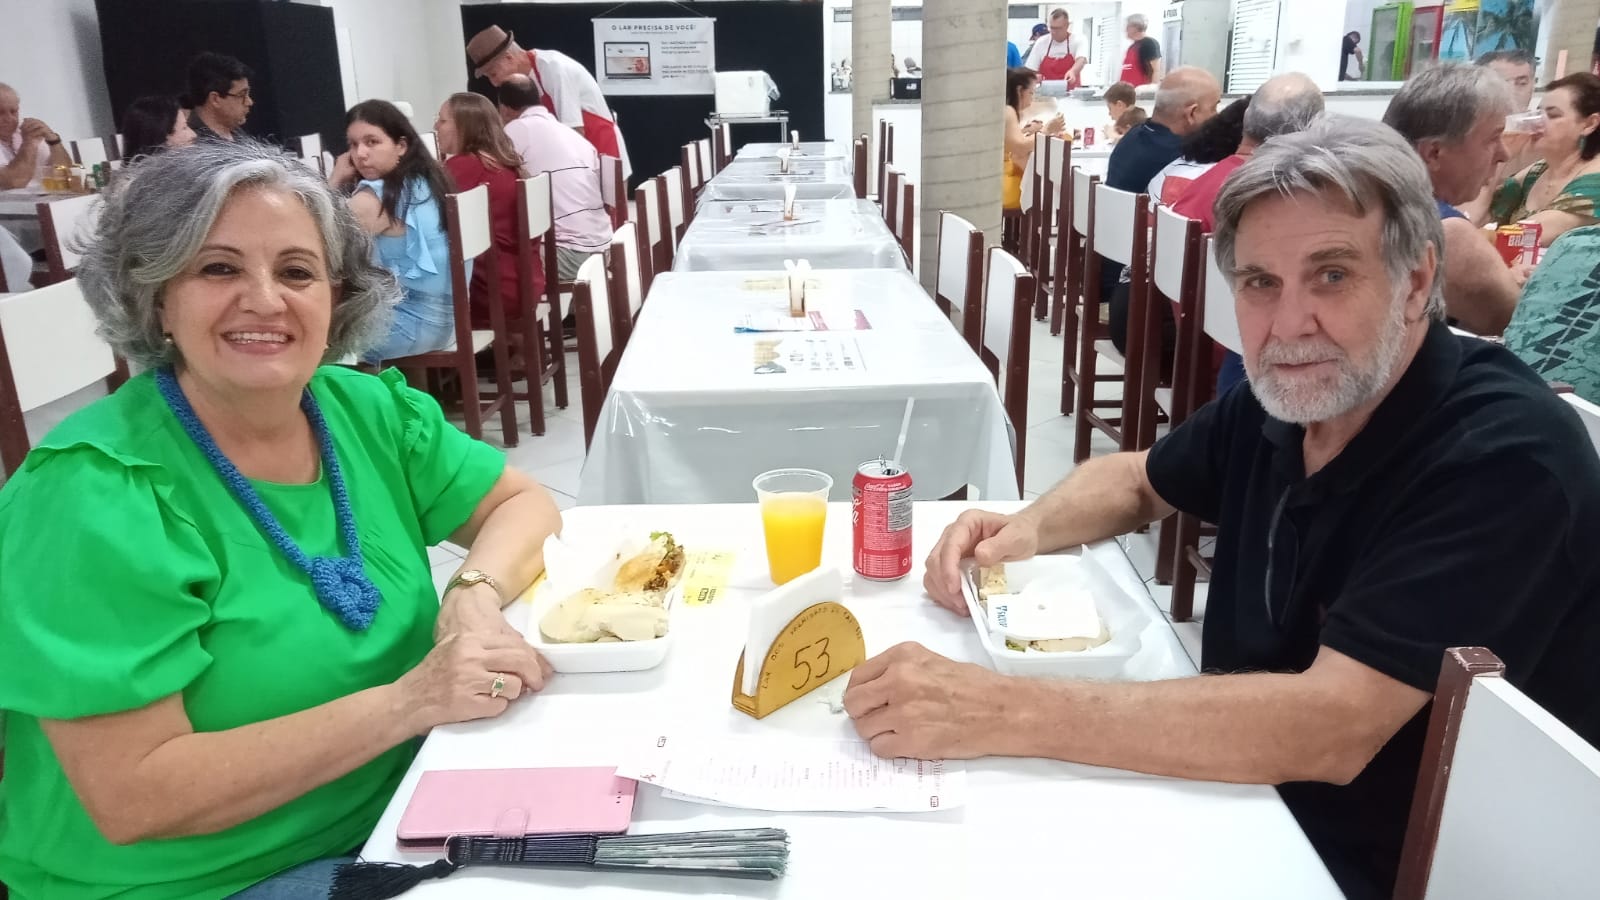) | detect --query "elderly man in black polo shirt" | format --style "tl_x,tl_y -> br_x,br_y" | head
843,116 -> 1600,900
